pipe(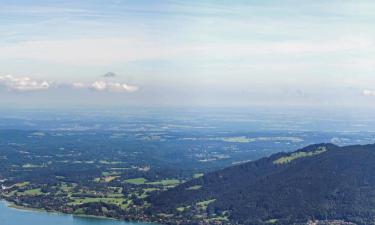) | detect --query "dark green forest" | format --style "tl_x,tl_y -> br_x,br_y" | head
151,143 -> 375,224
